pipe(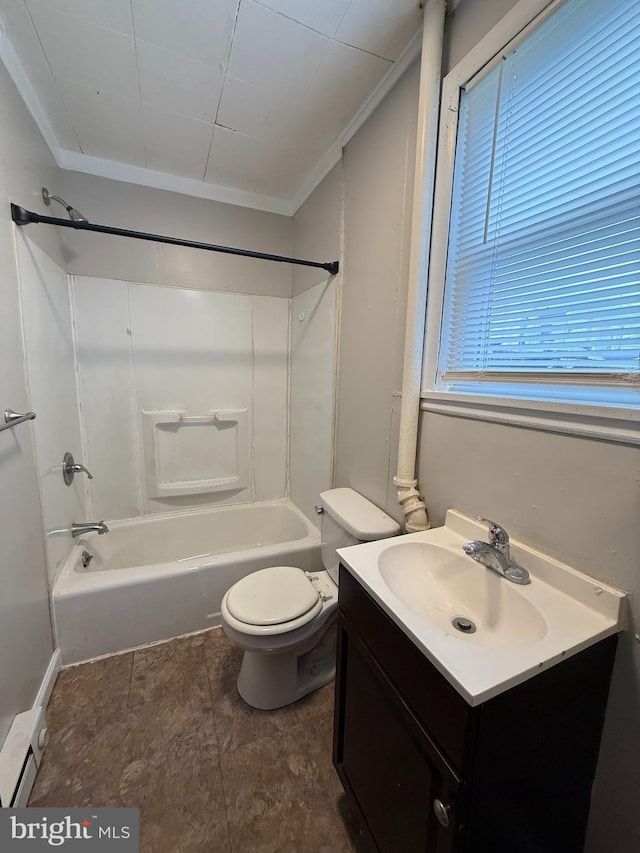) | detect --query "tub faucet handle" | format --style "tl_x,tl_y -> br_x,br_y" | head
71,462 -> 93,479
63,452 -> 93,485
